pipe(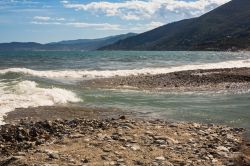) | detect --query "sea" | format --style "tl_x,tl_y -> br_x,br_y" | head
0,51 -> 250,134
